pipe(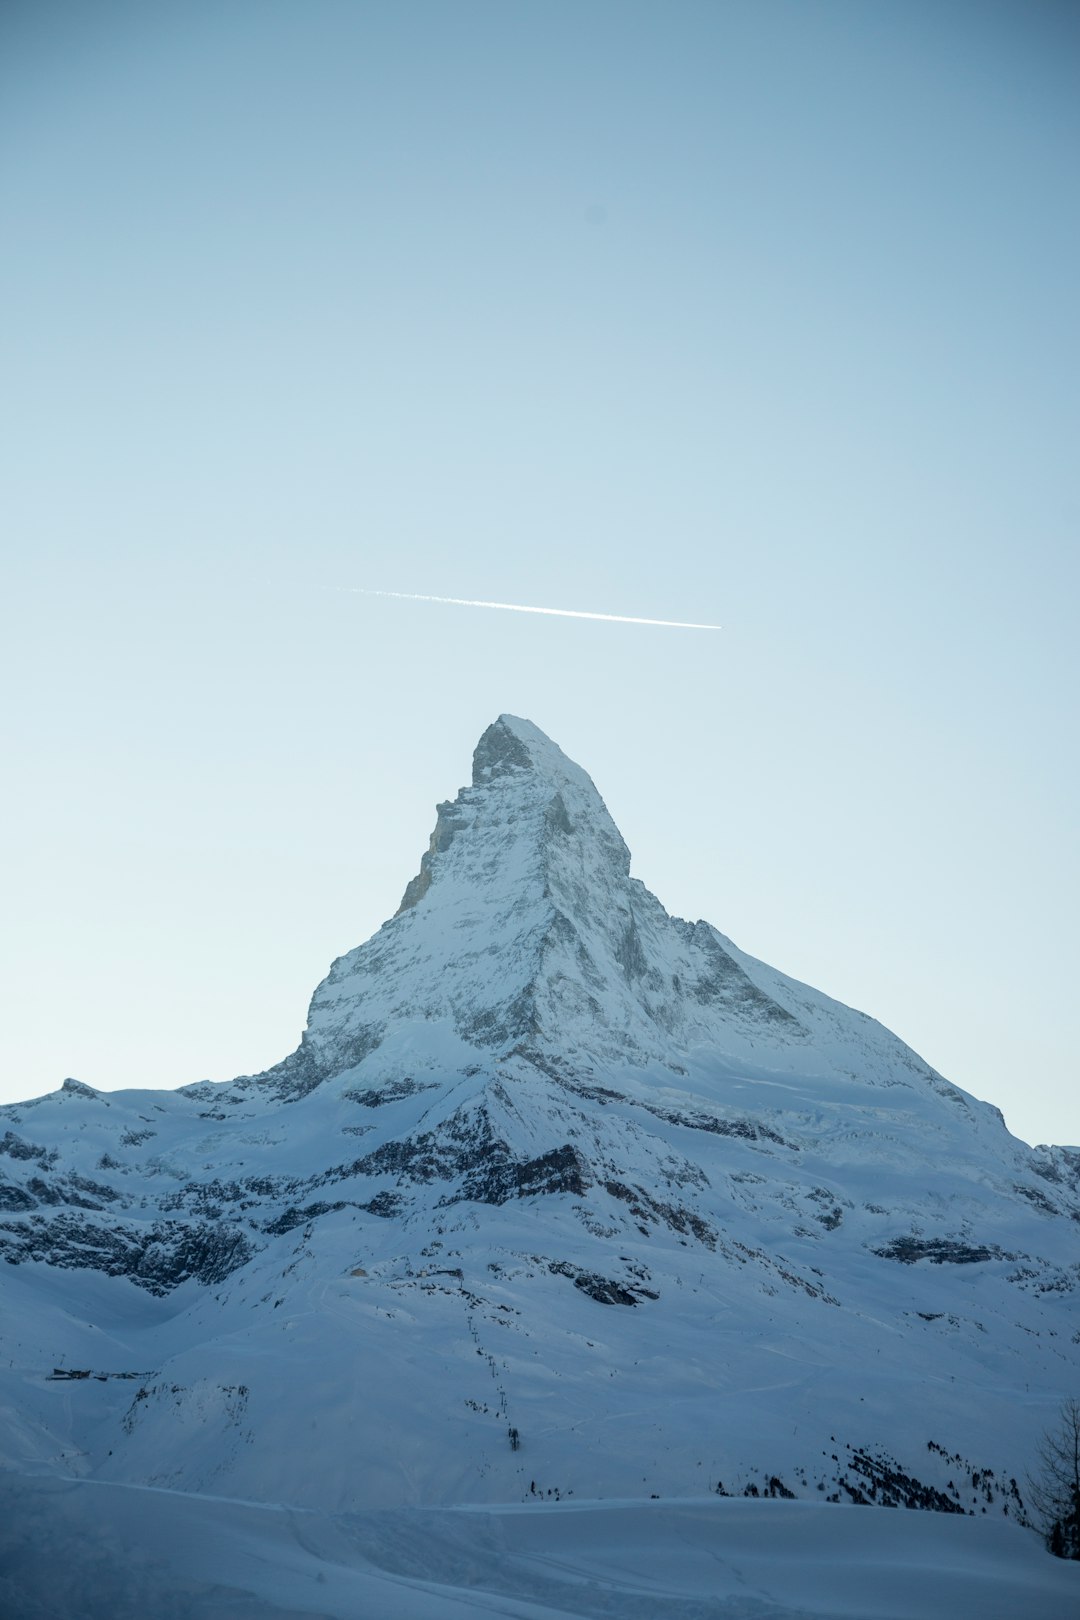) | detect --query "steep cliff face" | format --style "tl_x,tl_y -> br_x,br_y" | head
0,716 -> 1076,1518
